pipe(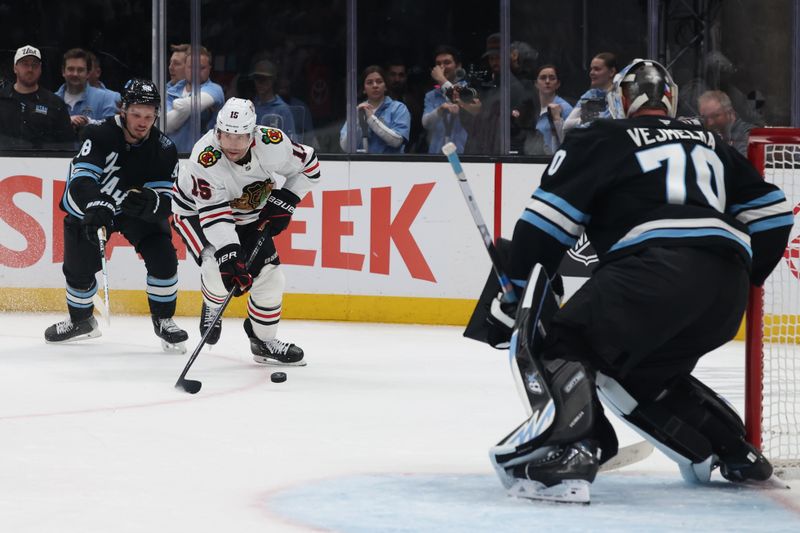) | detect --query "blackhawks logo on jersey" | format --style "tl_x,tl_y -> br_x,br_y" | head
198,145 -> 222,168
230,180 -> 273,210
260,127 -> 283,145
